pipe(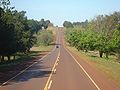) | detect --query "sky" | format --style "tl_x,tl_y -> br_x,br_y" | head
10,0 -> 120,26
